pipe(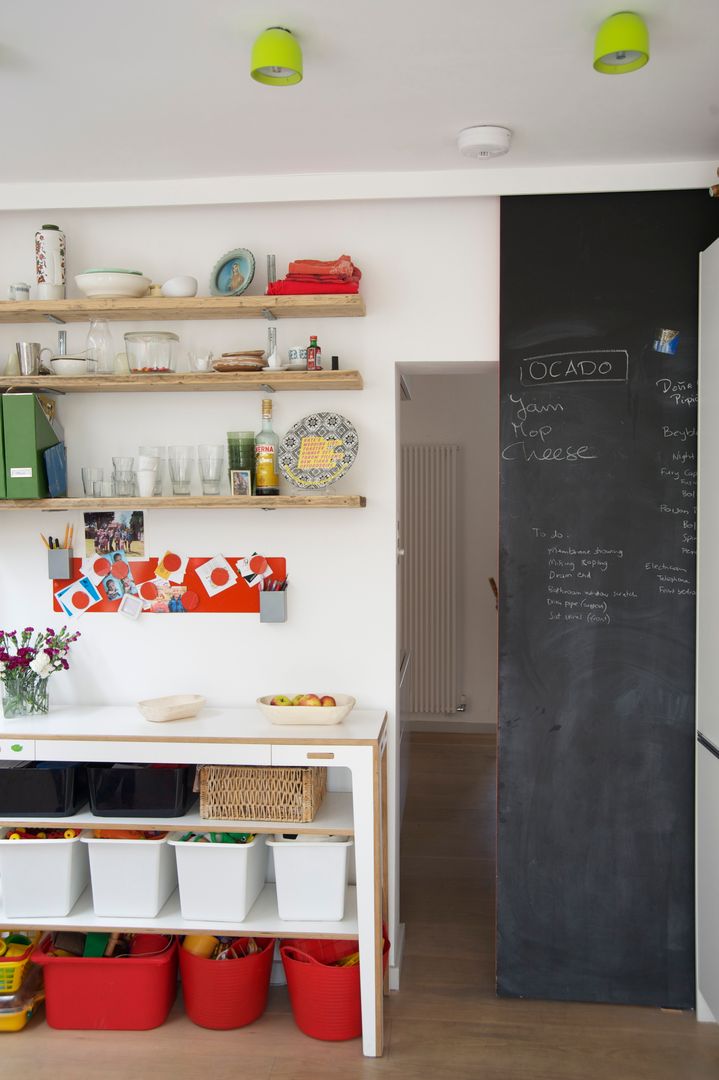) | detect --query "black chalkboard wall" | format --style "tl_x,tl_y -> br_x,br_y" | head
498,190 -> 719,1008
